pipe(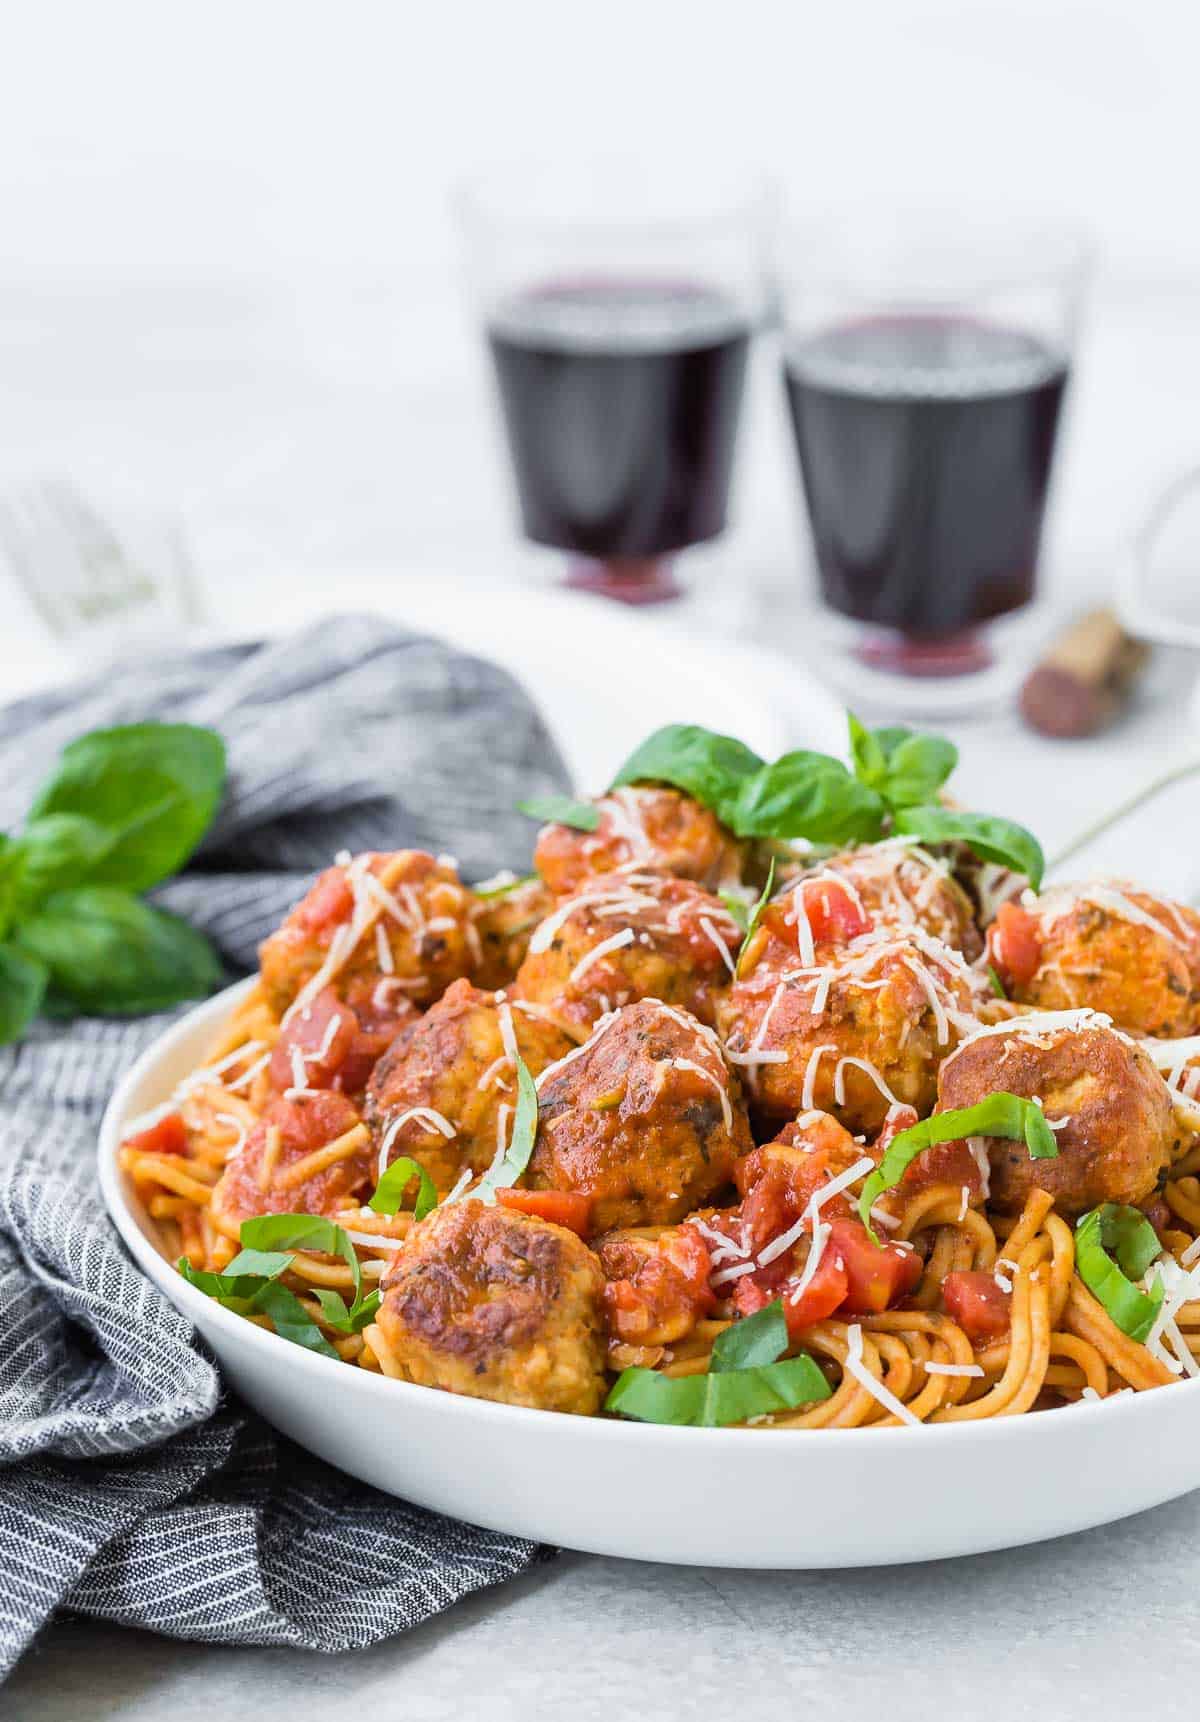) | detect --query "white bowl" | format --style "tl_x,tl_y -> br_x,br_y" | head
99,979 -> 1200,1568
